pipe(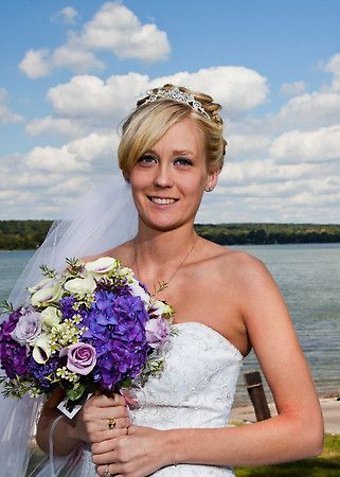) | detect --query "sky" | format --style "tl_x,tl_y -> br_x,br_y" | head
1,0 -> 340,223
